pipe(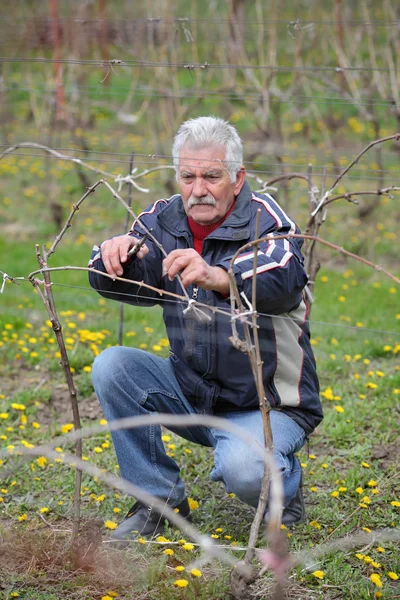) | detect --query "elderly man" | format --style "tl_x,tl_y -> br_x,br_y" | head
89,116 -> 322,539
